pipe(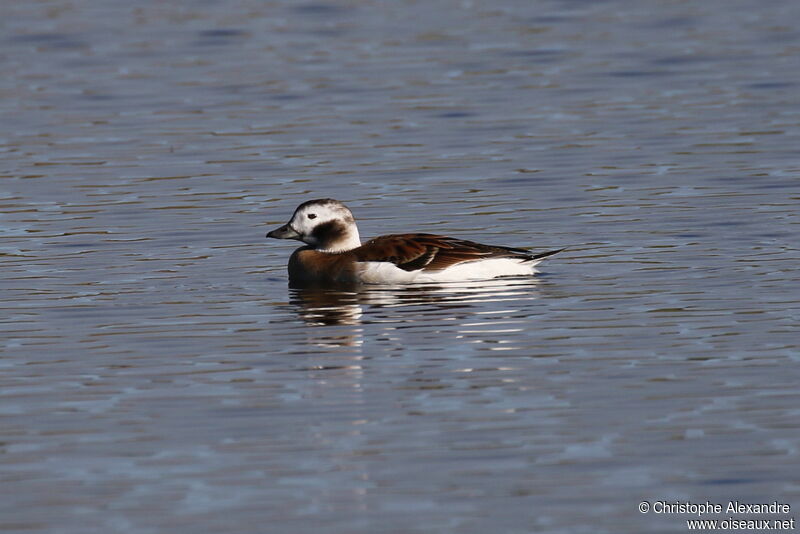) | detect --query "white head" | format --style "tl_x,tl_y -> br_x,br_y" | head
266,198 -> 362,252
